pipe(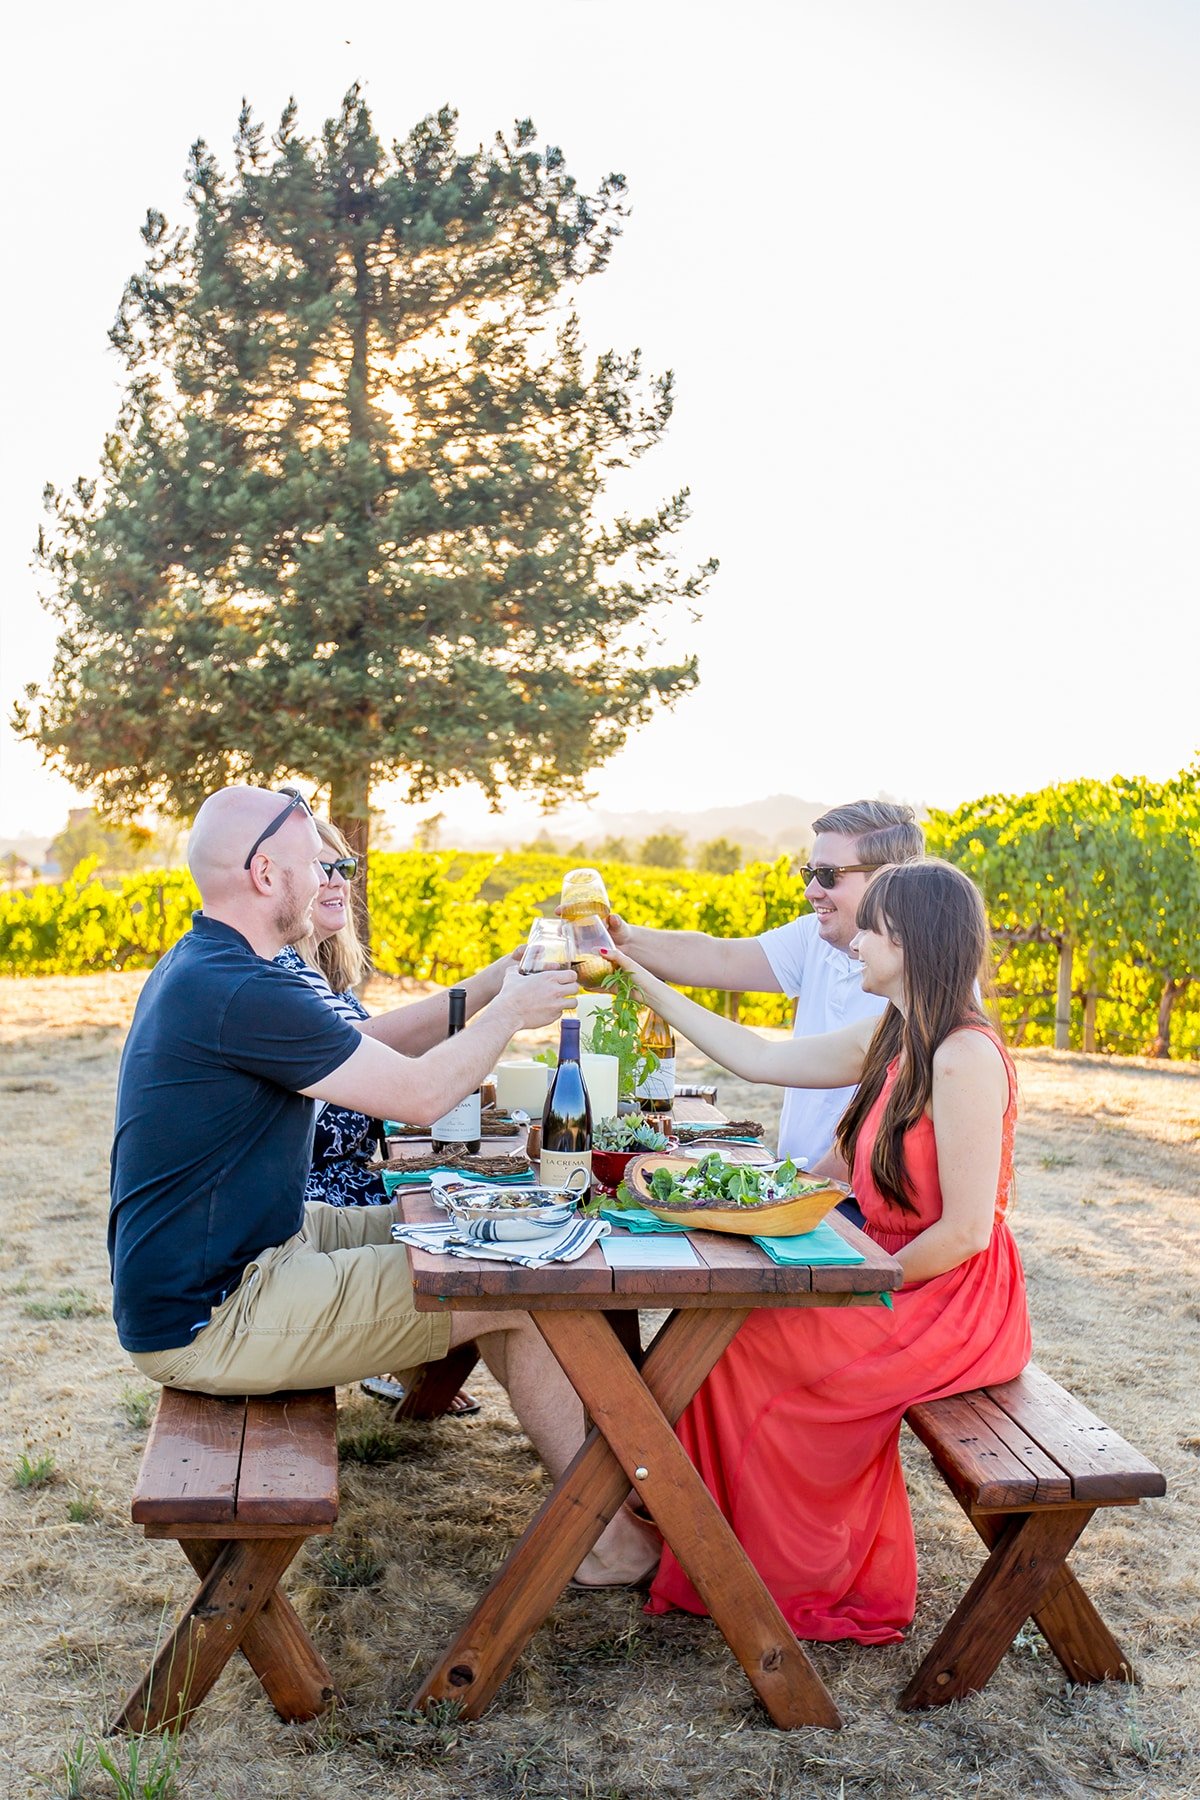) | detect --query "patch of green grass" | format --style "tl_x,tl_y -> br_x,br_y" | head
119,1382 -> 158,1430
13,1449 -> 57,1490
1039,1151 -> 1077,1169
66,1490 -> 103,1523
95,1728 -> 182,1799
22,1286 -> 103,1320
337,1416 -> 405,1464
316,1543 -> 384,1588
